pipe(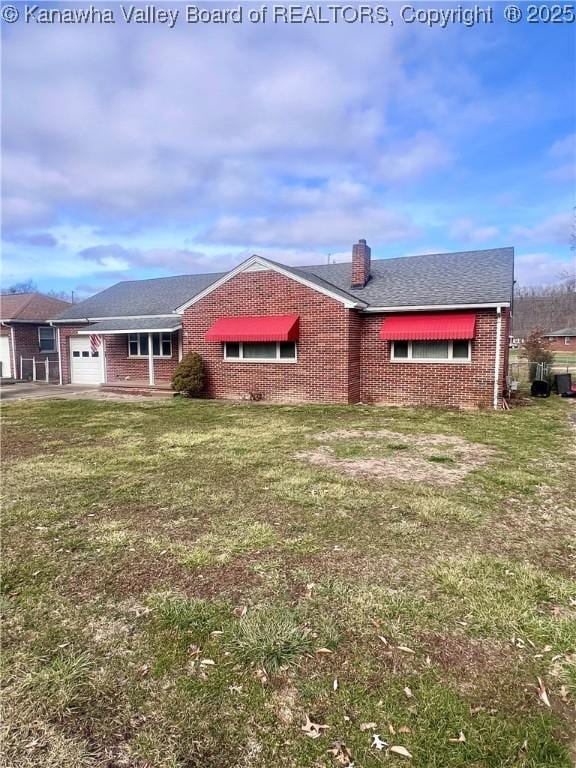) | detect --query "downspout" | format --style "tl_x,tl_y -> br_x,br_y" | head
56,327 -> 63,385
148,332 -> 155,386
493,306 -> 502,410
10,326 -> 16,380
